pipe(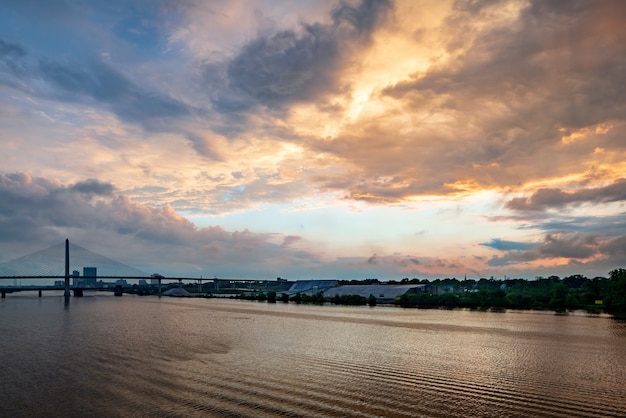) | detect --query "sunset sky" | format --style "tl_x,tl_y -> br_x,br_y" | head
1,0 -> 625,281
